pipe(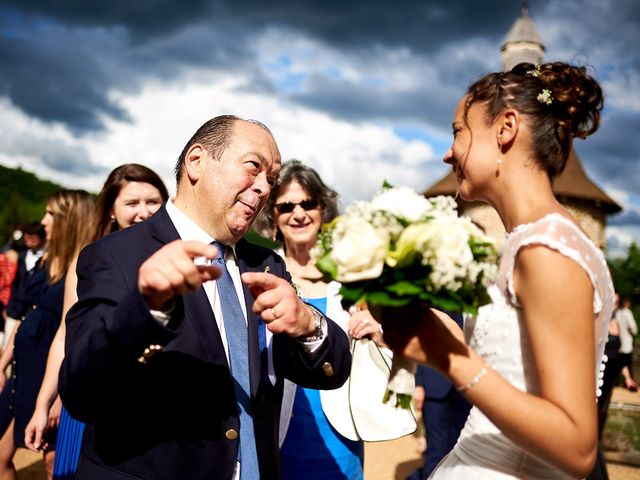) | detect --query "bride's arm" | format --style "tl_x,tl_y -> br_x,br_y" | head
387,245 -> 597,478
